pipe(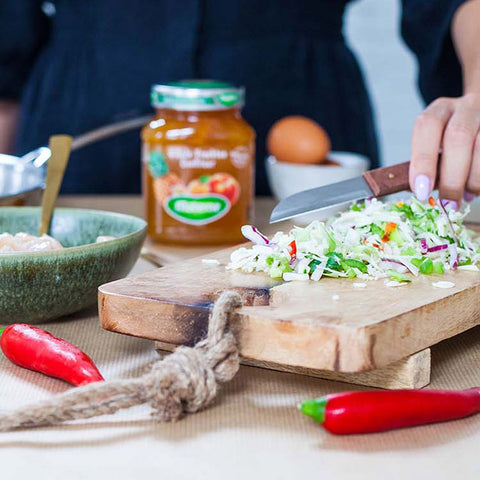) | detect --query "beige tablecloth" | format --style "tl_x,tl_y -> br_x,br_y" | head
1,256 -> 478,479
0,197 -> 479,479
